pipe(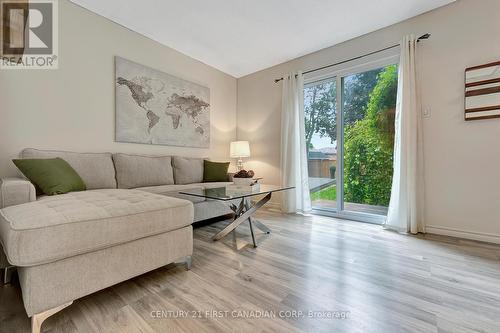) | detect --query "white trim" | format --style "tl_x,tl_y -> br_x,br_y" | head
426,225 -> 500,244
312,208 -> 385,225
304,76 -> 335,89
304,49 -> 399,224
336,75 -> 344,212
304,52 -> 400,85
